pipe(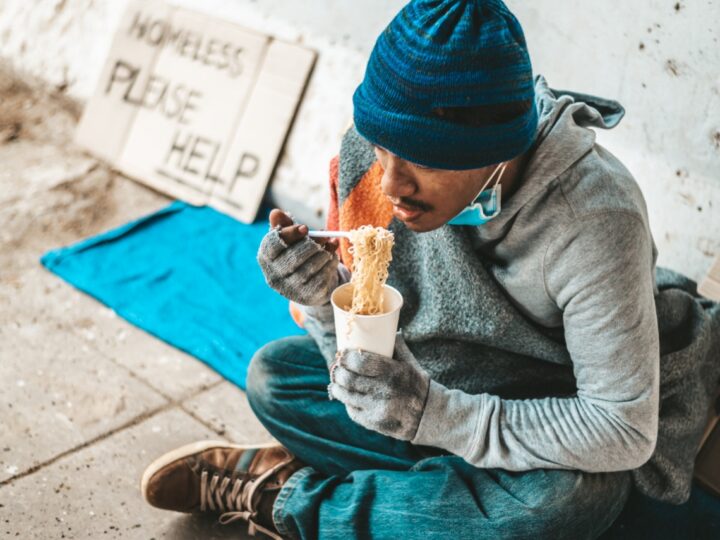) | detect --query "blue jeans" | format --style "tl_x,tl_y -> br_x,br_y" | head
245,335 -> 631,540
